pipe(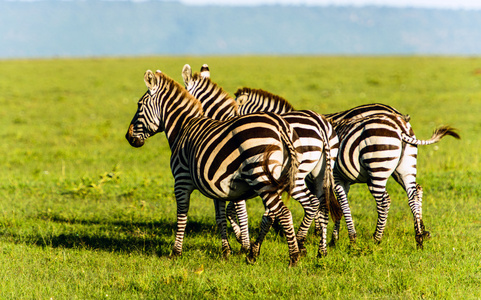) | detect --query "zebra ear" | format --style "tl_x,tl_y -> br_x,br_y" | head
236,94 -> 248,106
144,70 -> 156,90
182,64 -> 193,87
200,64 -> 210,78
144,70 -> 162,93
